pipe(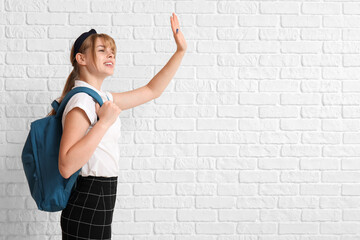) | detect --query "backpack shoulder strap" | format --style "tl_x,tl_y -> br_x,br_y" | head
54,87 -> 104,118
